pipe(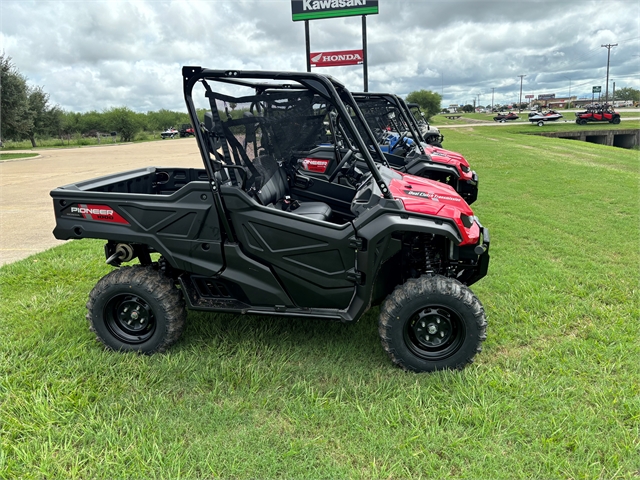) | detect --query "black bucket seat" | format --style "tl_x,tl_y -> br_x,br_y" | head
253,156 -> 332,222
